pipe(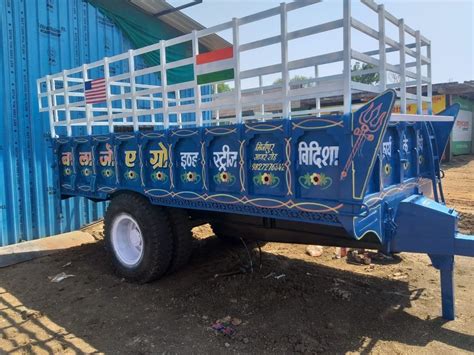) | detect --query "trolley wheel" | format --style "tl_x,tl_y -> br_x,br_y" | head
212,223 -> 267,247
167,208 -> 193,274
104,193 -> 173,283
